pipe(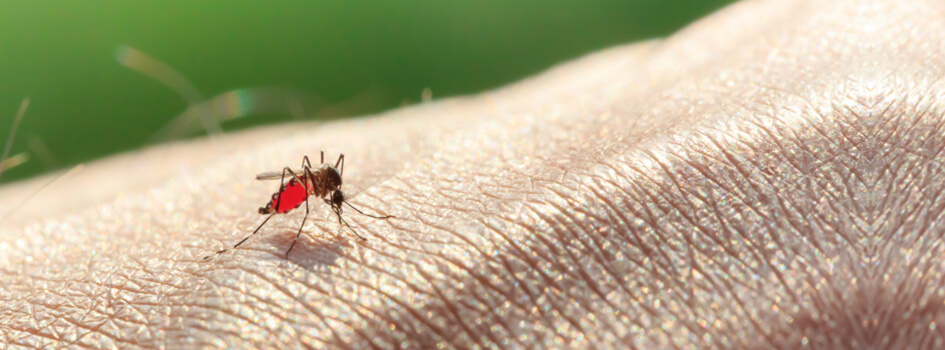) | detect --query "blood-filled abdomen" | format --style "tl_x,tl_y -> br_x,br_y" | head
268,179 -> 308,213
